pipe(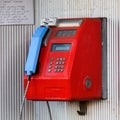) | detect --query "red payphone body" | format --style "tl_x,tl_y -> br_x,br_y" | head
24,18 -> 107,101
